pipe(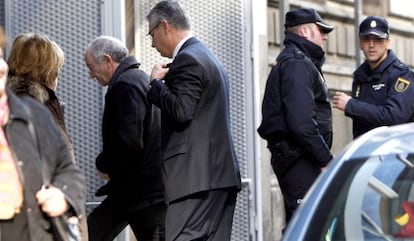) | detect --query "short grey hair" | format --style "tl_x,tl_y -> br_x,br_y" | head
86,36 -> 128,63
286,23 -> 314,35
146,0 -> 190,31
